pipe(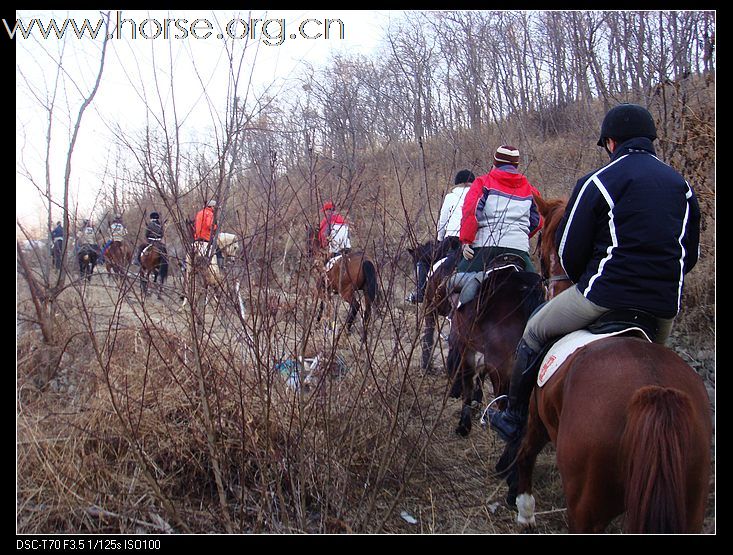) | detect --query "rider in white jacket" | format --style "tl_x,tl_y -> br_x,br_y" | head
408,170 -> 475,303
